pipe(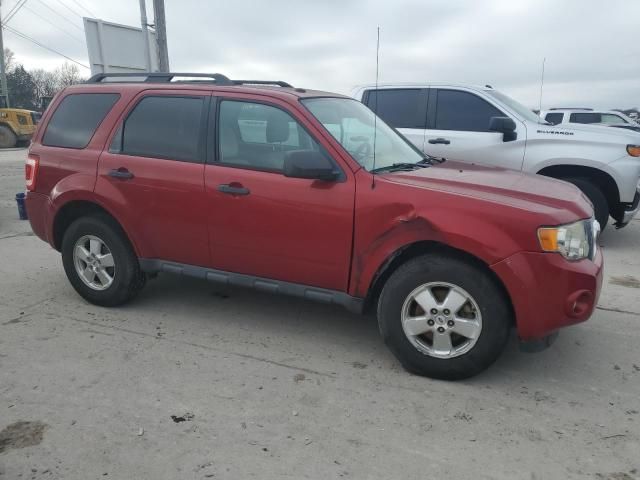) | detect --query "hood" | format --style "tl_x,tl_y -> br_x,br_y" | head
381,161 -> 592,220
